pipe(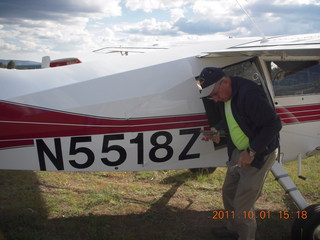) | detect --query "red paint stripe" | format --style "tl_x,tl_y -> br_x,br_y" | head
2,102 -> 320,149
280,115 -> 320,124
0,101 -> 207,126
0,121 -> 209,149
276,104 -> 320,114
1,120 -> 209,140
0,101 -> 209,149
0,140 -> 34,149
276,104 -> 320,125
277,110 -> 320,119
